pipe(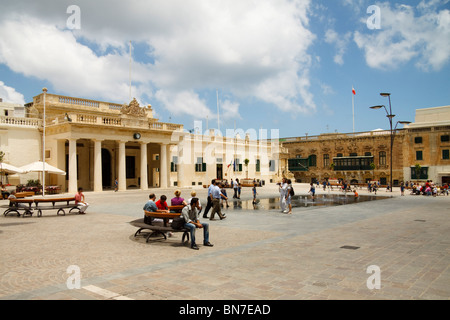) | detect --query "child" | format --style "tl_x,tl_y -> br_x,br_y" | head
252,184 -> 258,209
